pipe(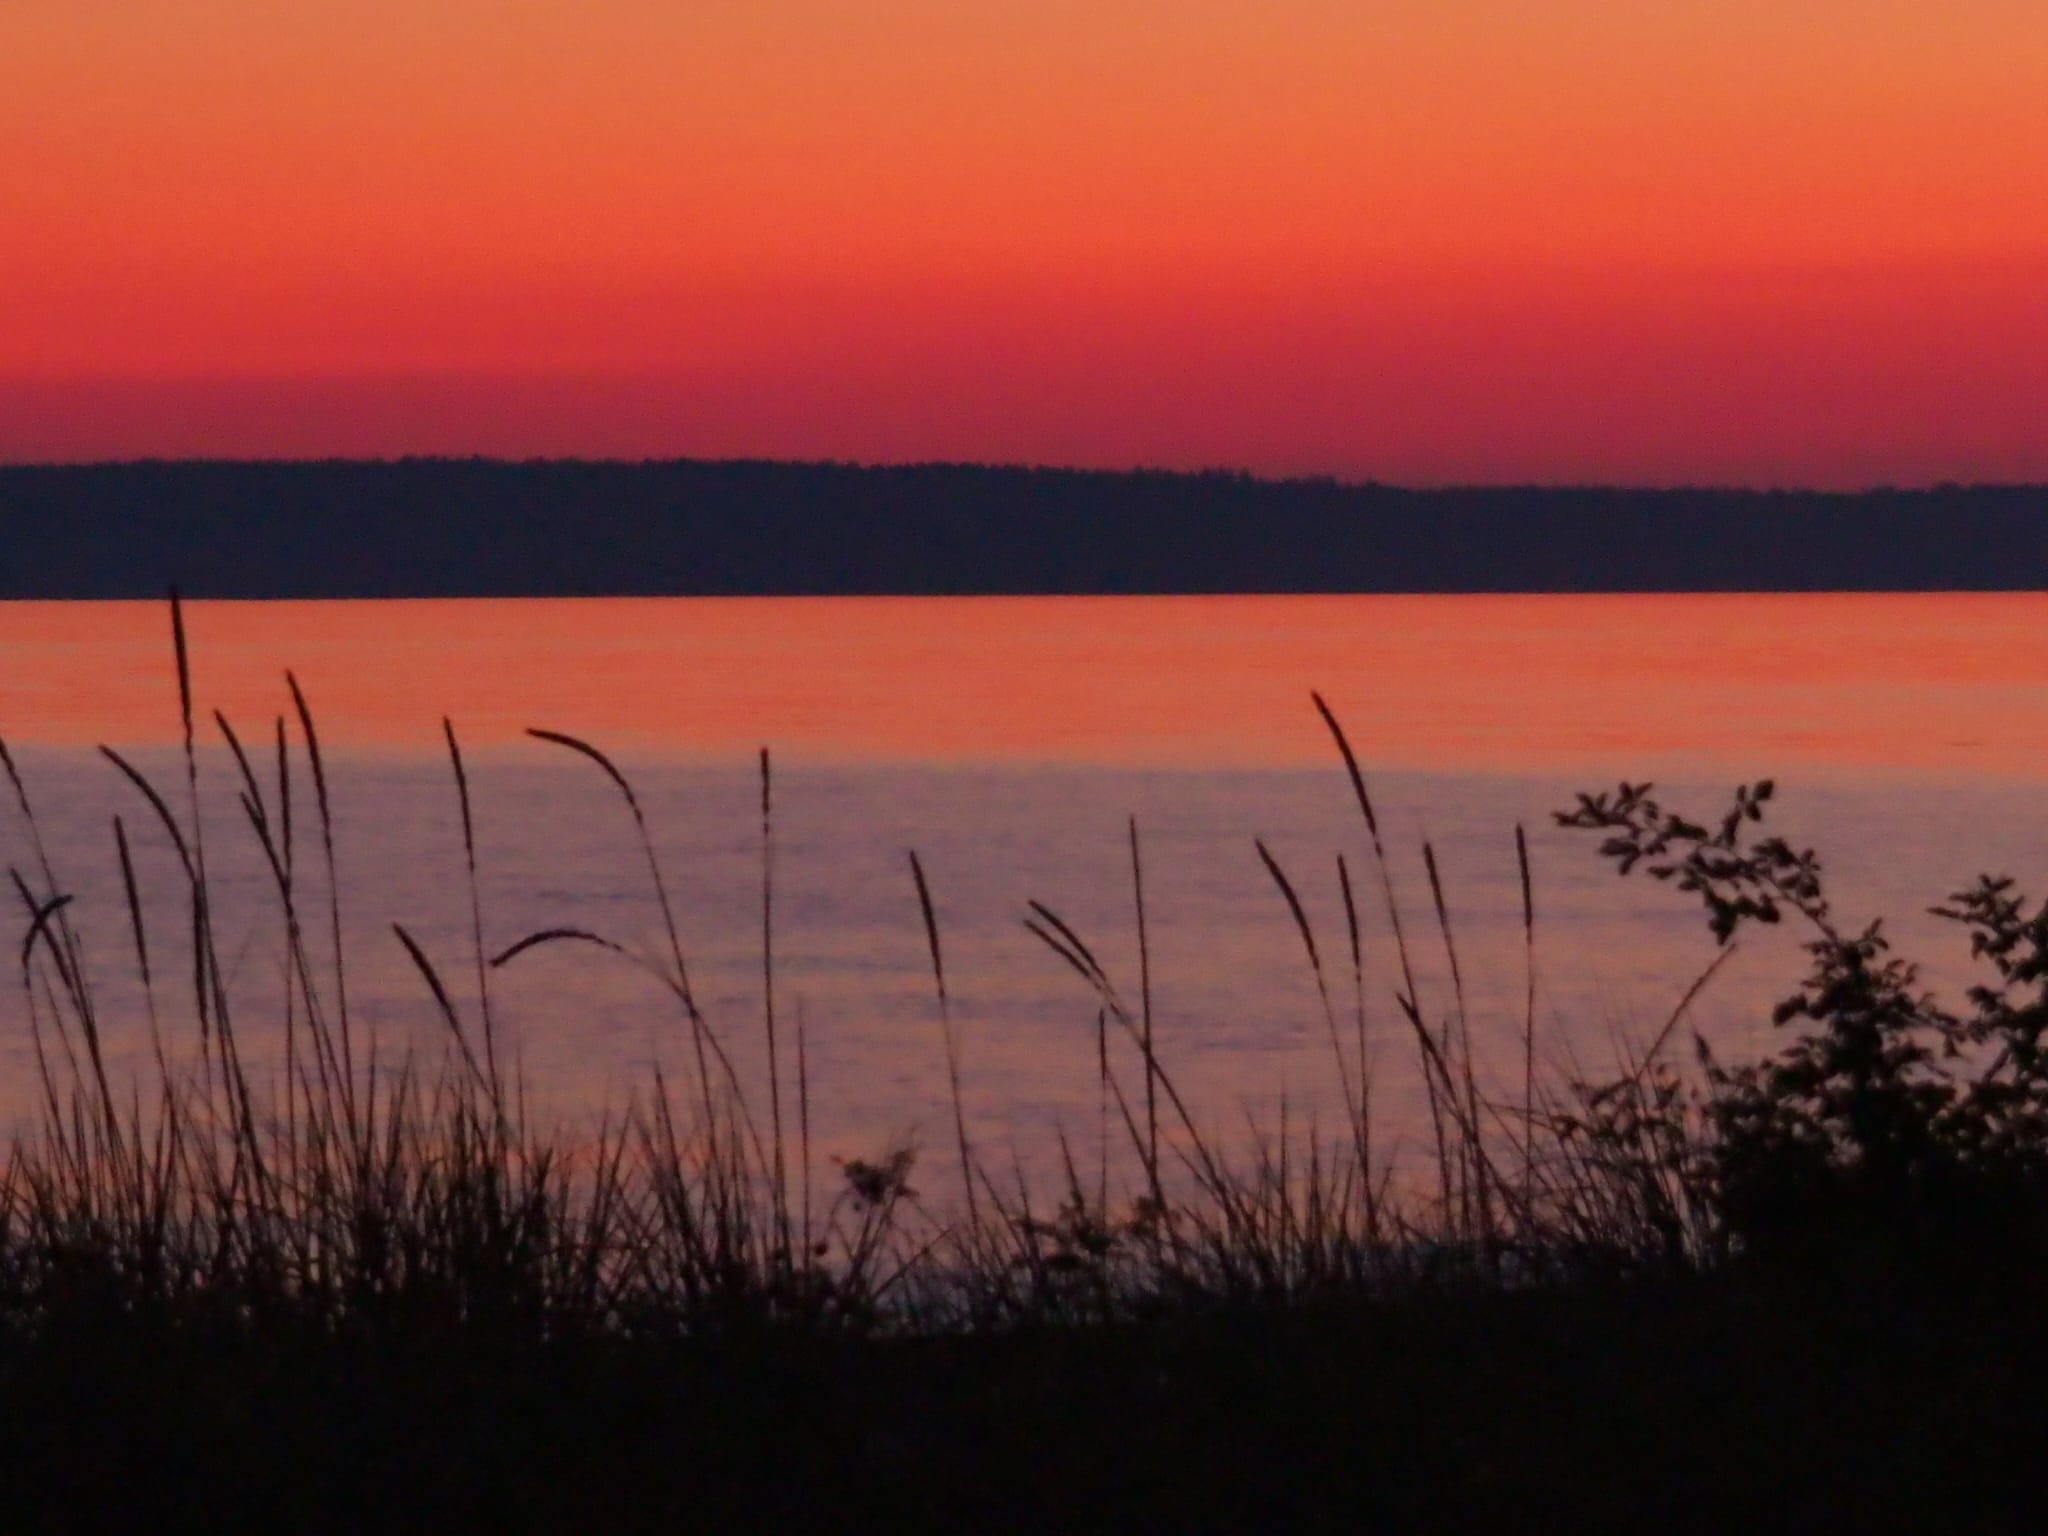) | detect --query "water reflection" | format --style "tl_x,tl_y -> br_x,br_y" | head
1,595 -> 2044,1193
